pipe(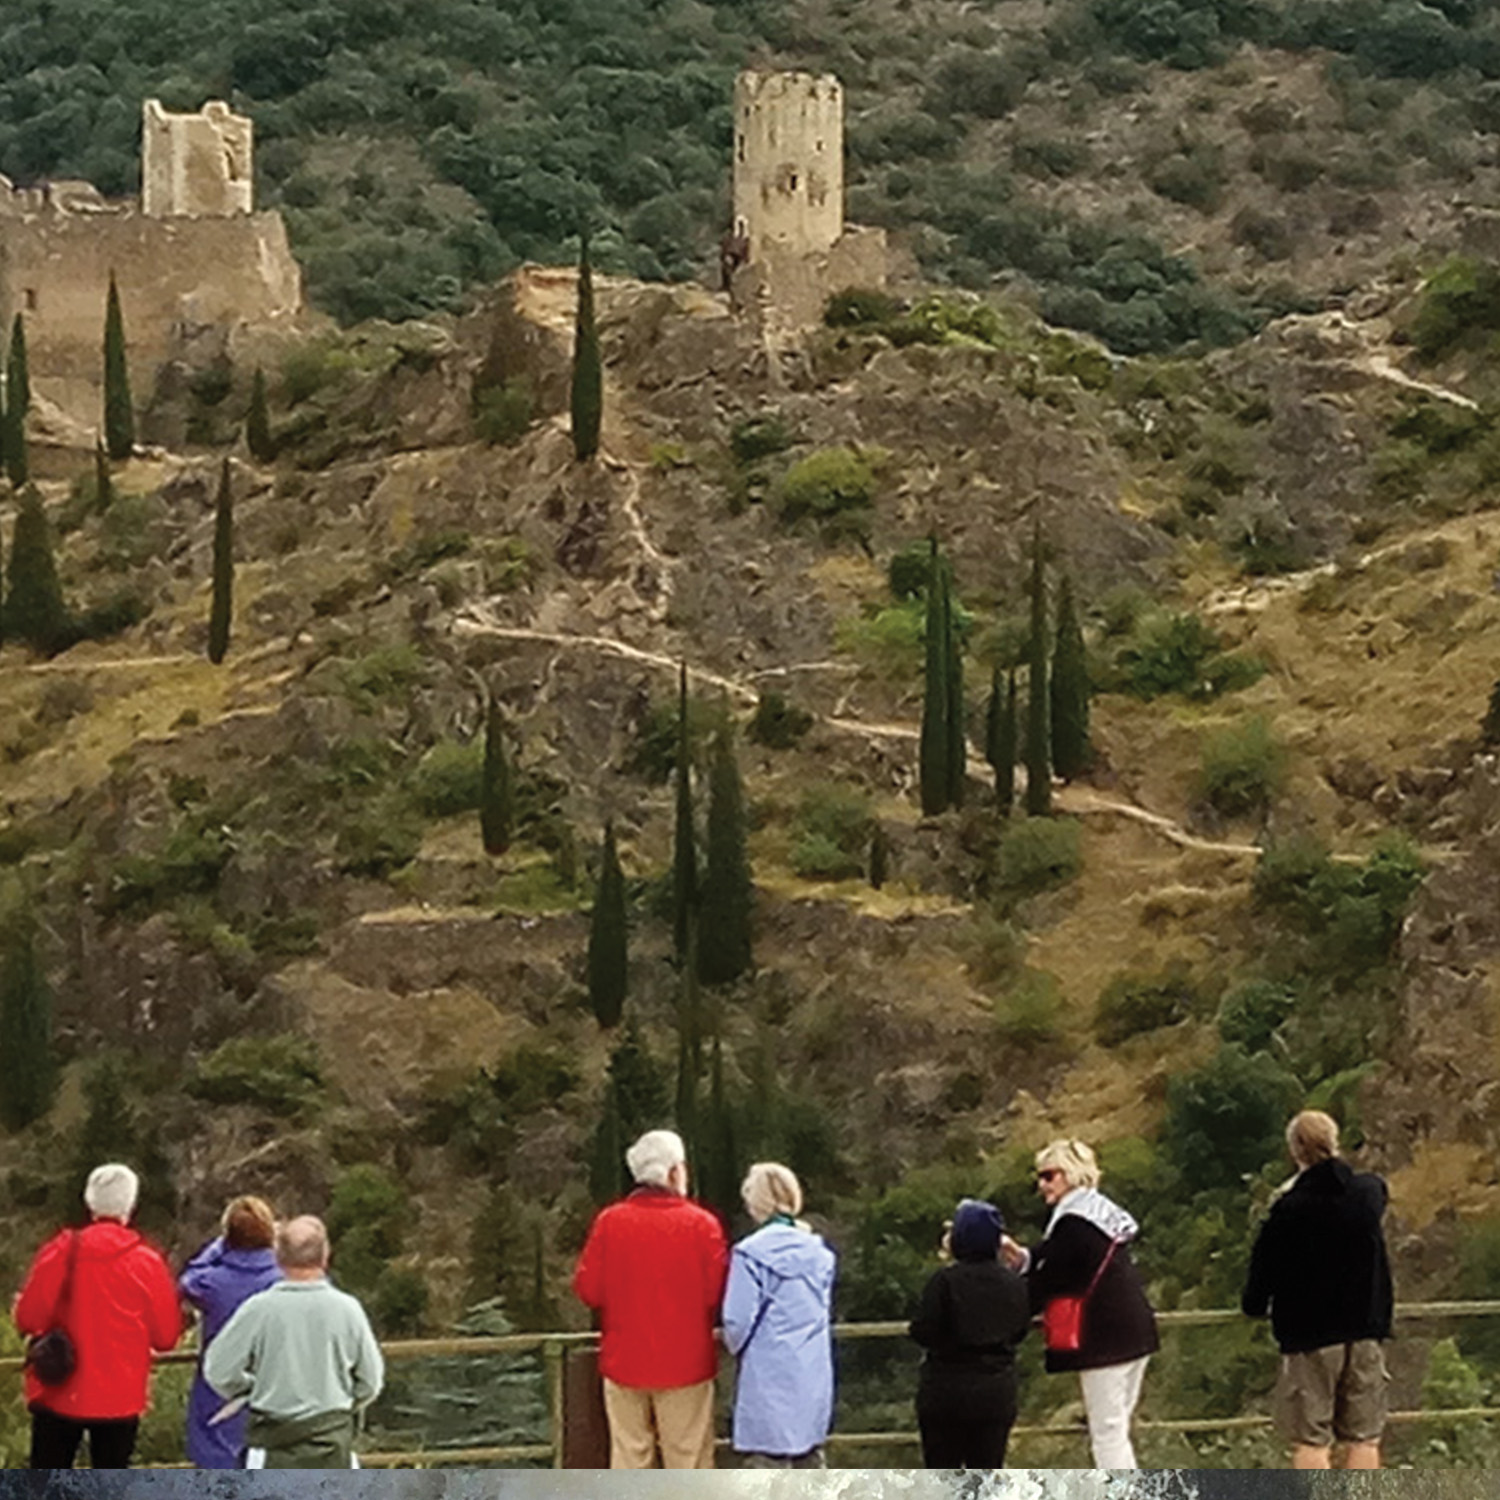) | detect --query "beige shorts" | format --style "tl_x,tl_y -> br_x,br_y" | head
1275,1340 -> 1389,1448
